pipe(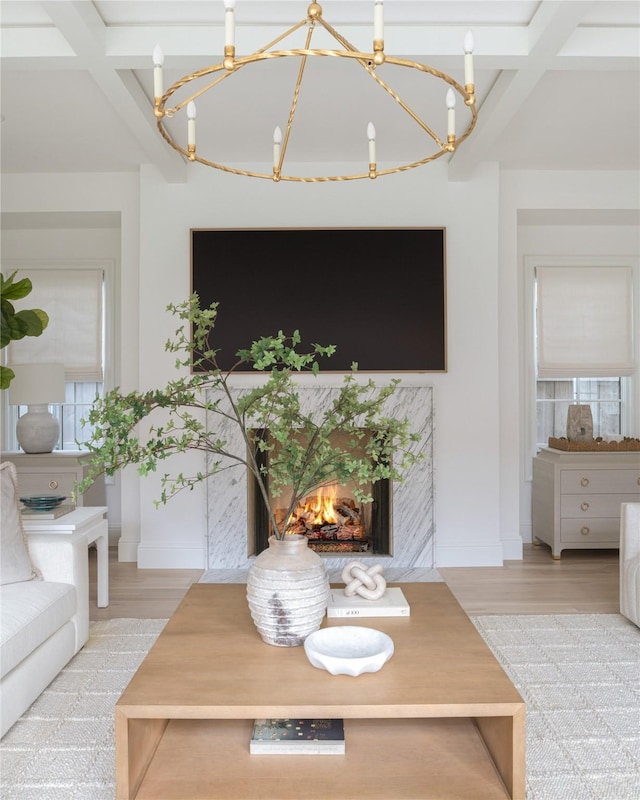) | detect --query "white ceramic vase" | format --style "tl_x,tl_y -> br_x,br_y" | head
246,534 -> 330,647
